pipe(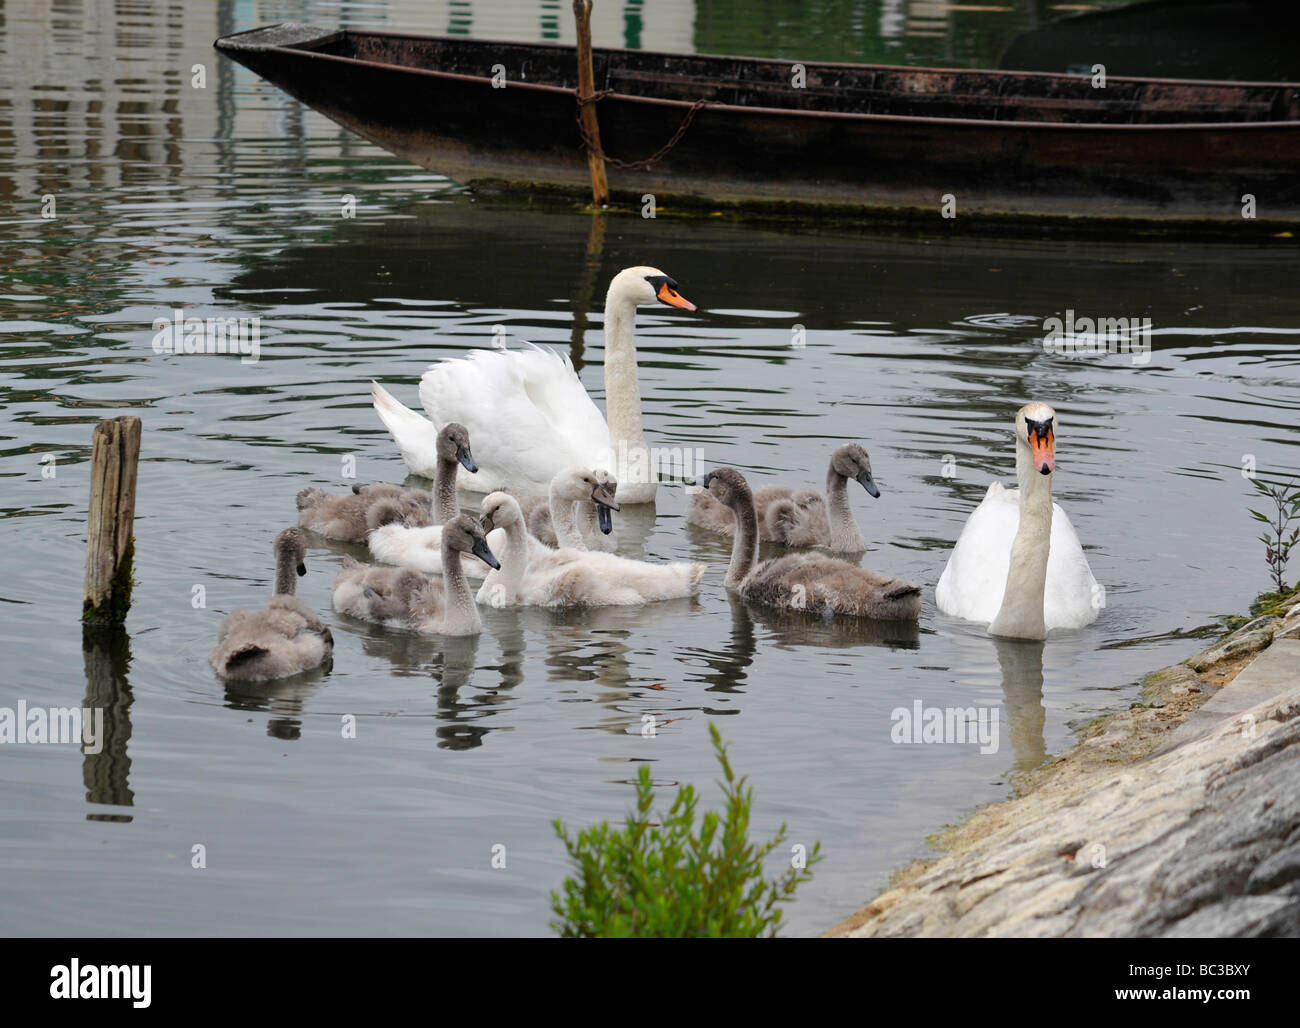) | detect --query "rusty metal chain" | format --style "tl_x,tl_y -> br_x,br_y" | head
574,90 -> 709,170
